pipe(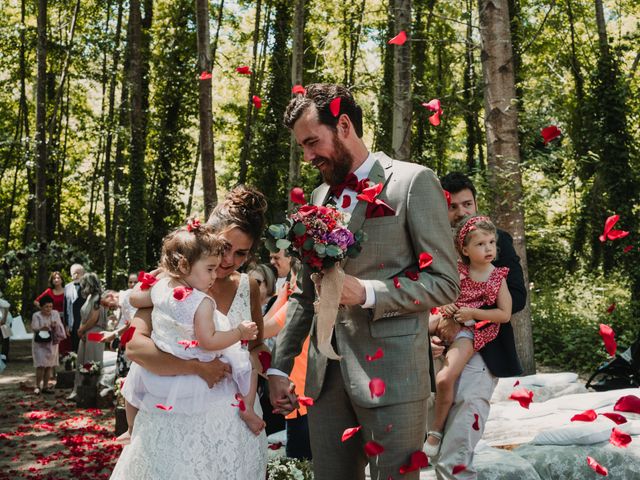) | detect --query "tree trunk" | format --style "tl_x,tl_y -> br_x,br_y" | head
196,0 -> 218,217
127,0 -> 147,271
391,0 -> 411,161
594,0 -> 609,58
35,0 -> 48,290
287,0 -> 305,210
478,0 -> 535,374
